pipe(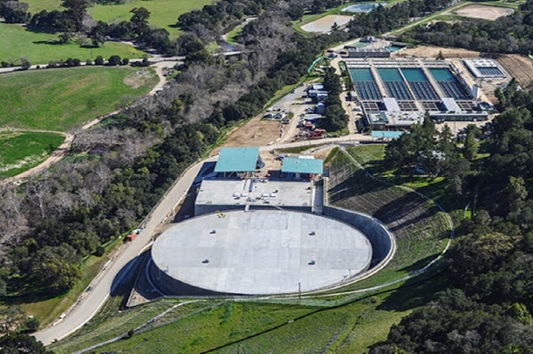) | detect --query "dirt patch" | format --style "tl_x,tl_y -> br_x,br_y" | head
454,5 -> 514,21
396,45 -> 480,59
498,54 -> 533,88
301,15 -> 353,33
123,69 -> 153,89
213,116 -> 281,155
